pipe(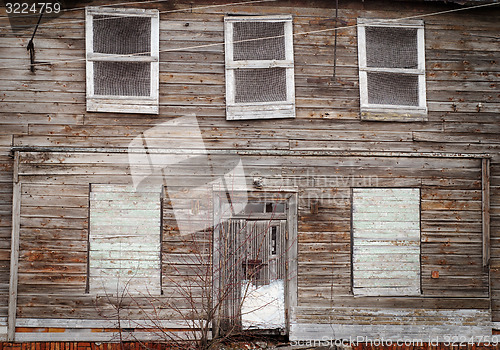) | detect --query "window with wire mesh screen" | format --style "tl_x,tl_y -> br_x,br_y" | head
224,16 -> 295,120
357,19 -> 427,121
85,7 -> 159,114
